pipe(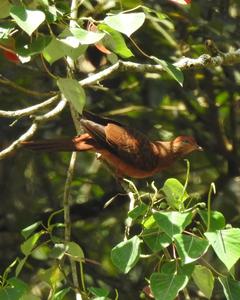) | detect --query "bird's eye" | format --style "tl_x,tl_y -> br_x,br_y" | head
182,140 -> 190,145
